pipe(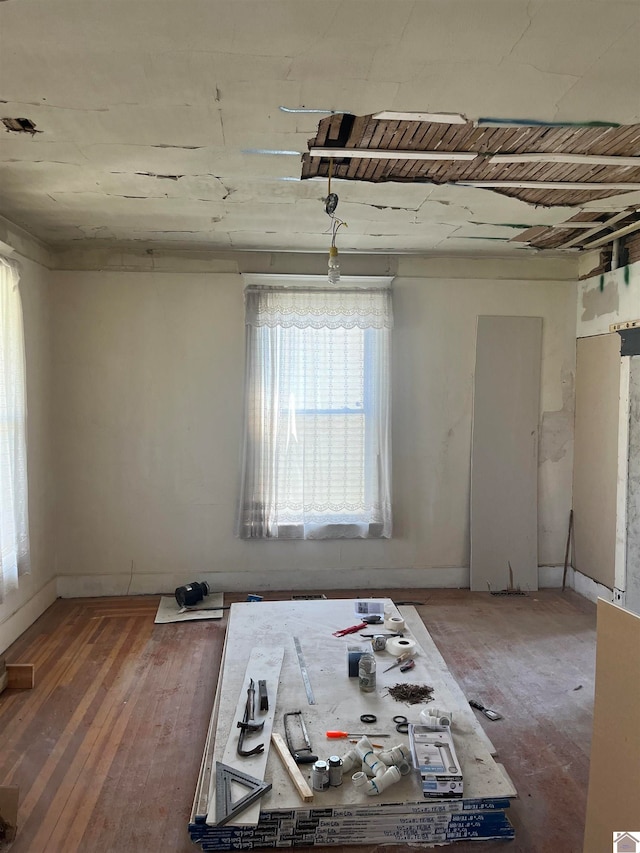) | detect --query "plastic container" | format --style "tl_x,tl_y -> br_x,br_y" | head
328,755 -> 343,786
358,652 -> 376,693
312,760 -> 329,790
